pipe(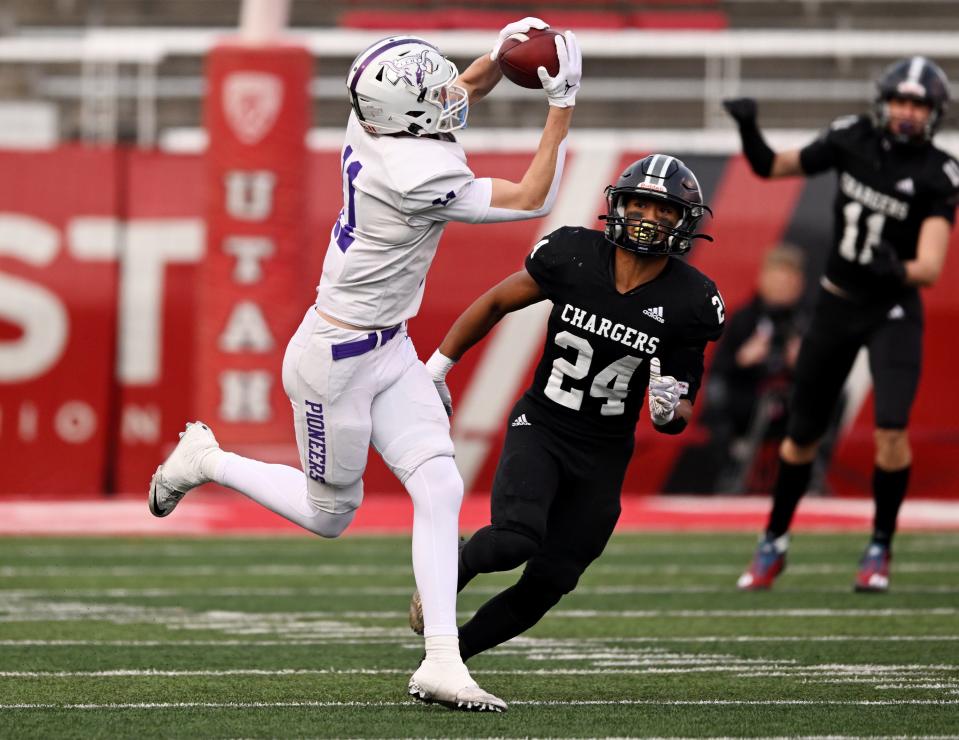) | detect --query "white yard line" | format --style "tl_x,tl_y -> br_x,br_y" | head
2,635 -> 957,647
3,666 -> 955,679
1,605 -> 956,623
2,699 -> 957,710
4,561 -> 958,577
5,585 -> 958,598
